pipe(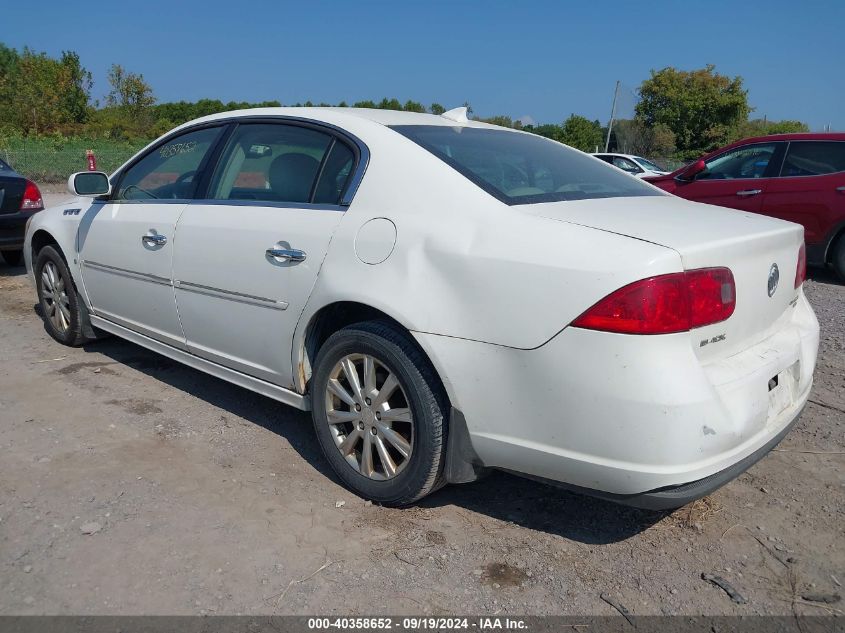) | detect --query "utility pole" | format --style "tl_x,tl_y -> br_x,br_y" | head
604,80 -> 620,152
